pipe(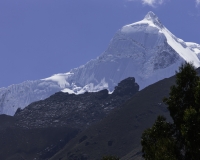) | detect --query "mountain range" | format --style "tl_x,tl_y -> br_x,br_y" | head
1,11 -> 200,160
1,11 -> 200,116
